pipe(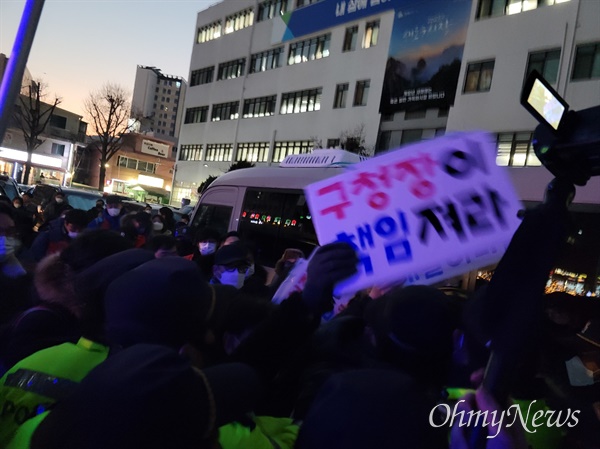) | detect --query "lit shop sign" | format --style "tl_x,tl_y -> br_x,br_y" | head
141,140 -> 169,158
0,147 -> 64,168
138,174 -> 164,188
